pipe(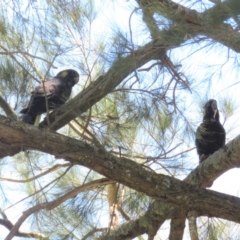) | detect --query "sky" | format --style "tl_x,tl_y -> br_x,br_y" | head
95,0 -> 240,238
1,0 -> 240,239
102,0 -> 240,192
